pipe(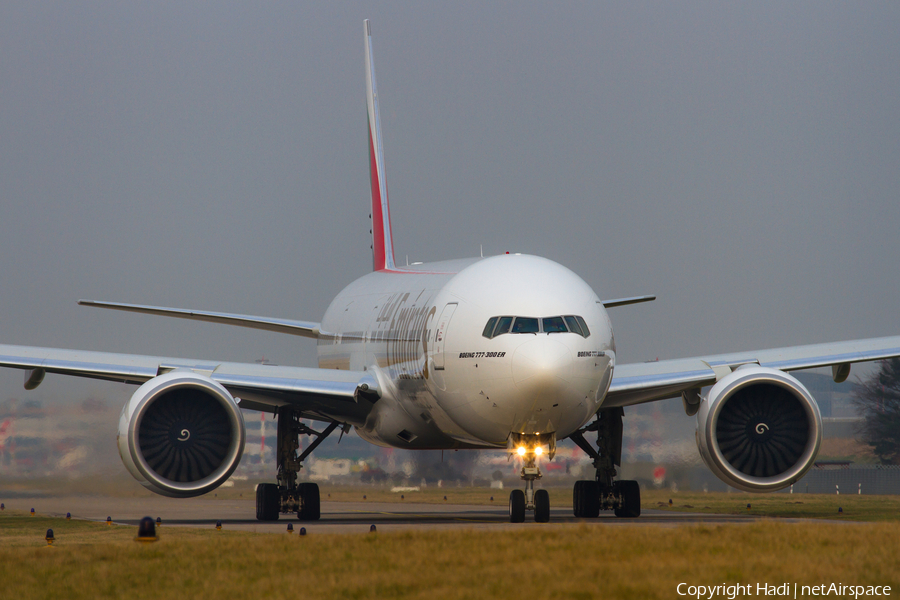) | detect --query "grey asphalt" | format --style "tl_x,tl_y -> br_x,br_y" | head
4,494 -> 776,534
